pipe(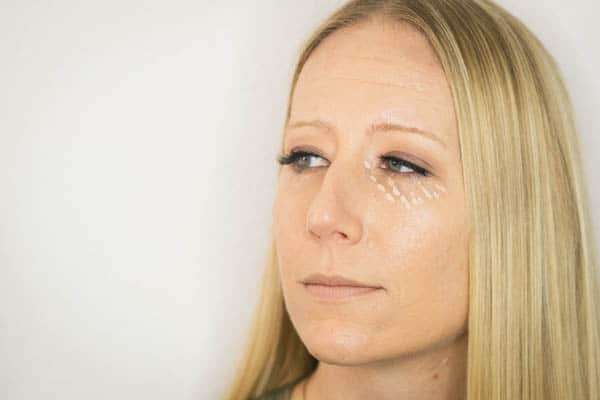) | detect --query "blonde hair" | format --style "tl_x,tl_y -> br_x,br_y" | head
223,1 -> 600,399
